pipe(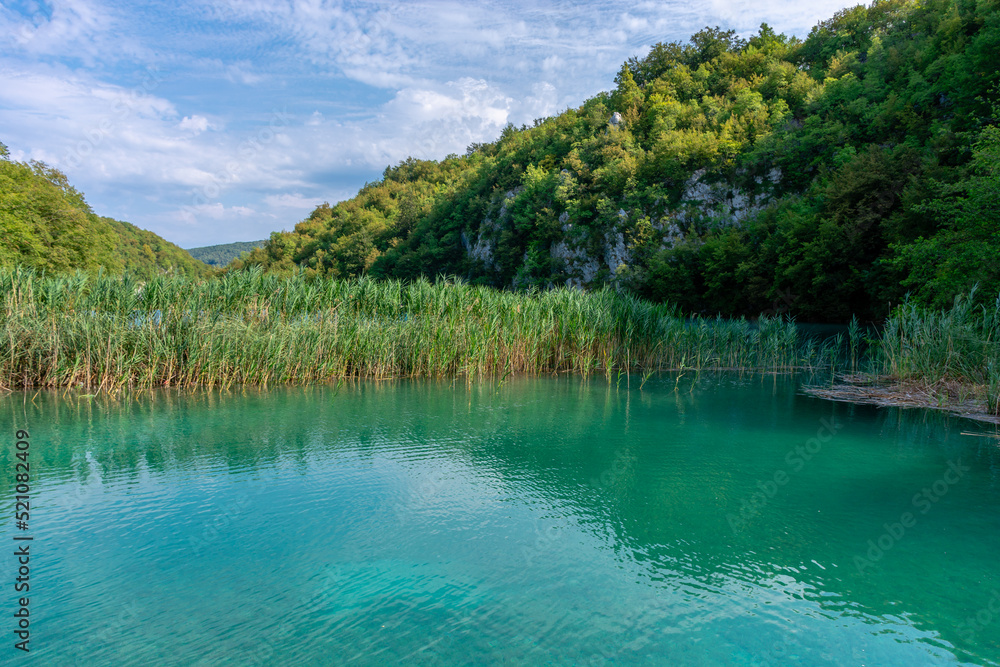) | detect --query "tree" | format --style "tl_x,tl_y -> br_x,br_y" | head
626,41 -> 688,87
687,27 -> 747,67
890,125 -> 1000,306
